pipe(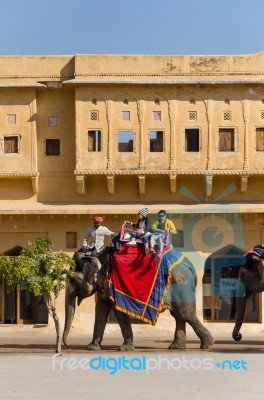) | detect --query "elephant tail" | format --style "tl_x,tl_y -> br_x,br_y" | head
63,284 -> 76,348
